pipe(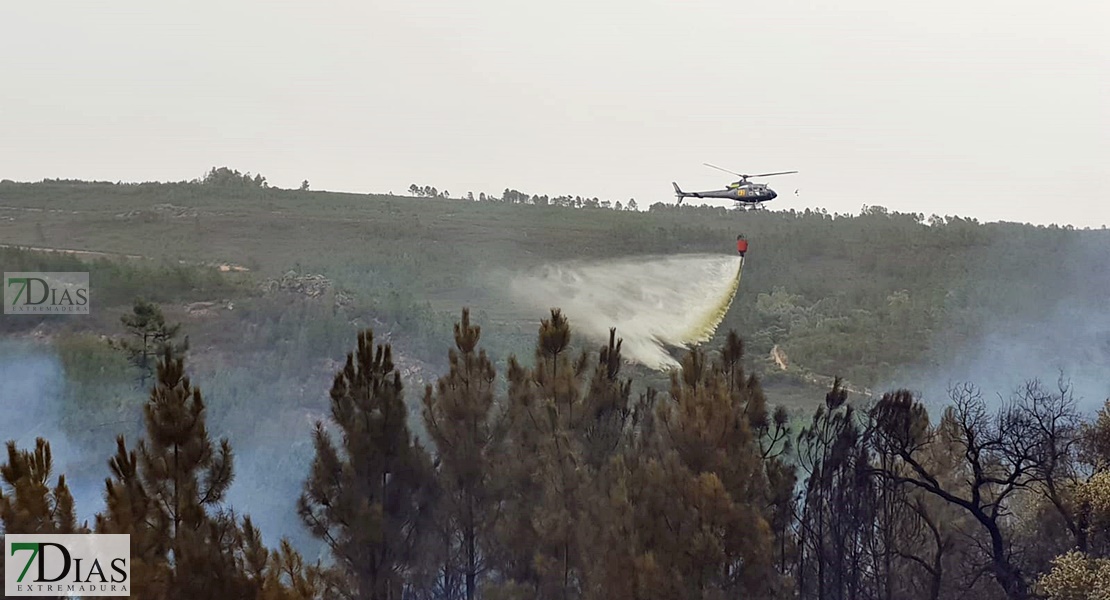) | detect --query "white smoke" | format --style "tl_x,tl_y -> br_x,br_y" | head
882,233 -> 1110,417
504,253 -> 744,370
888,298 -> 1110,417
0,340 -> 102,527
